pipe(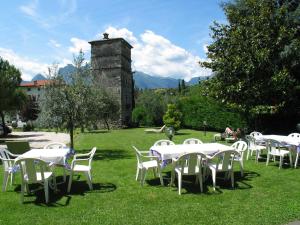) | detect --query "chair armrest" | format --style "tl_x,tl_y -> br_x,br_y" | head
71,158 -> 89,168
7,152 -> 20,158
140,151 -> 151,154
74,153 -> 90,158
